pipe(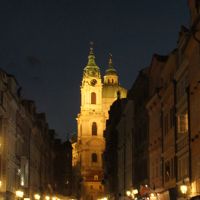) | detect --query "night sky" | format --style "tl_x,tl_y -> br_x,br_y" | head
0,0 -> 189,140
